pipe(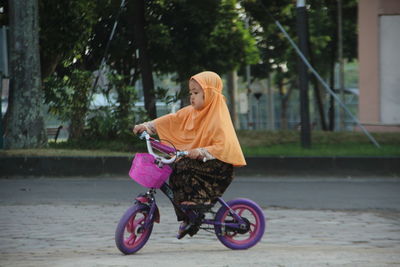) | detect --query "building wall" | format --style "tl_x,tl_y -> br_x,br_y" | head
358,0 -> 400,132
380,15 -> 400,124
